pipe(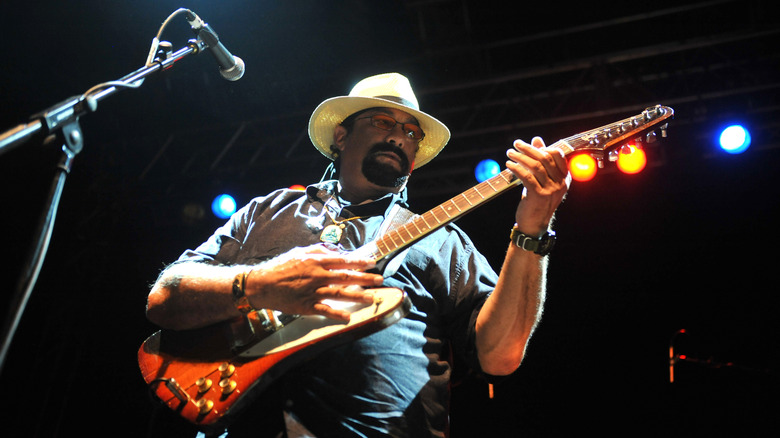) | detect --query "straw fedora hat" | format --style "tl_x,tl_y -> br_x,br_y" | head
308,73 -> 450,168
